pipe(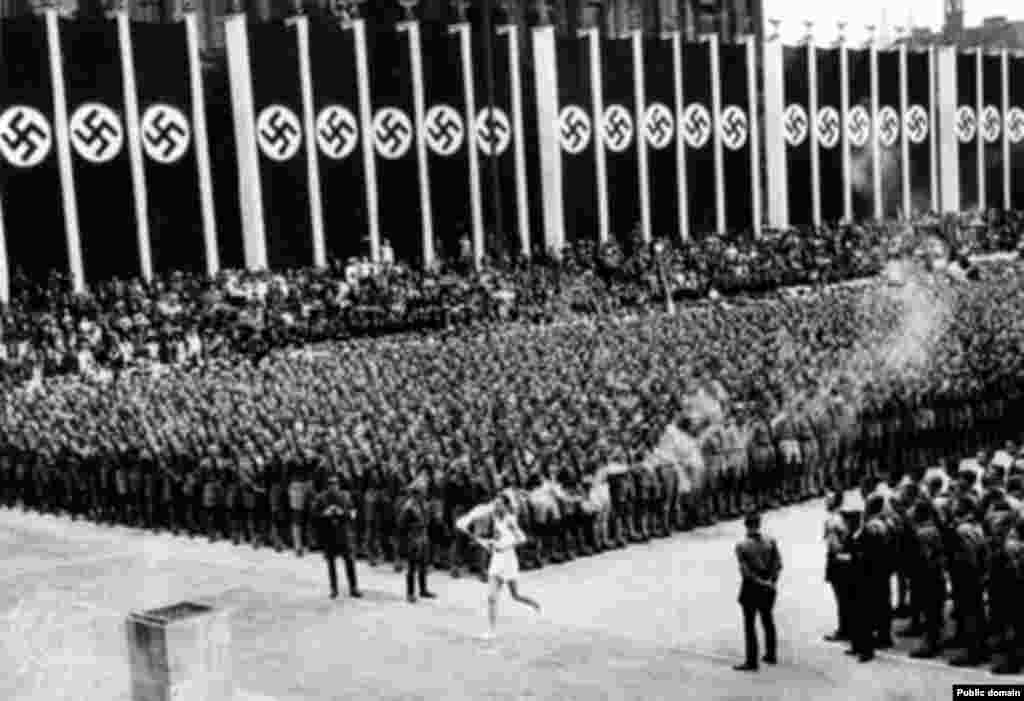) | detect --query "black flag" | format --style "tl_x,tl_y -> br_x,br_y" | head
876,48 -> 902,219
956,50 -> 979,211
718,39 -> 752,233
982,53 -> 1003,211
905,49 -> 933,216
600,36 -> 640,245
847,48 -> 873,221
682,40 -> 715,236
783,44 -> 812,226
556,34 -> 598,245
1010,55 -> 1024,212
816,46 -> 843,223
643,36 -> 678,242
